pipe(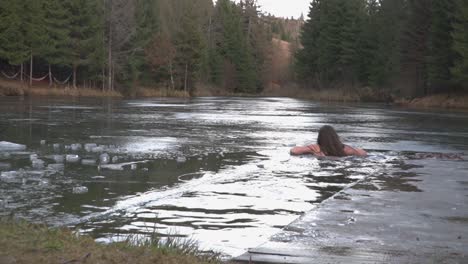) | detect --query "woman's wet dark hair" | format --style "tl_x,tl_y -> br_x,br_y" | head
317,125 -> 346,157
